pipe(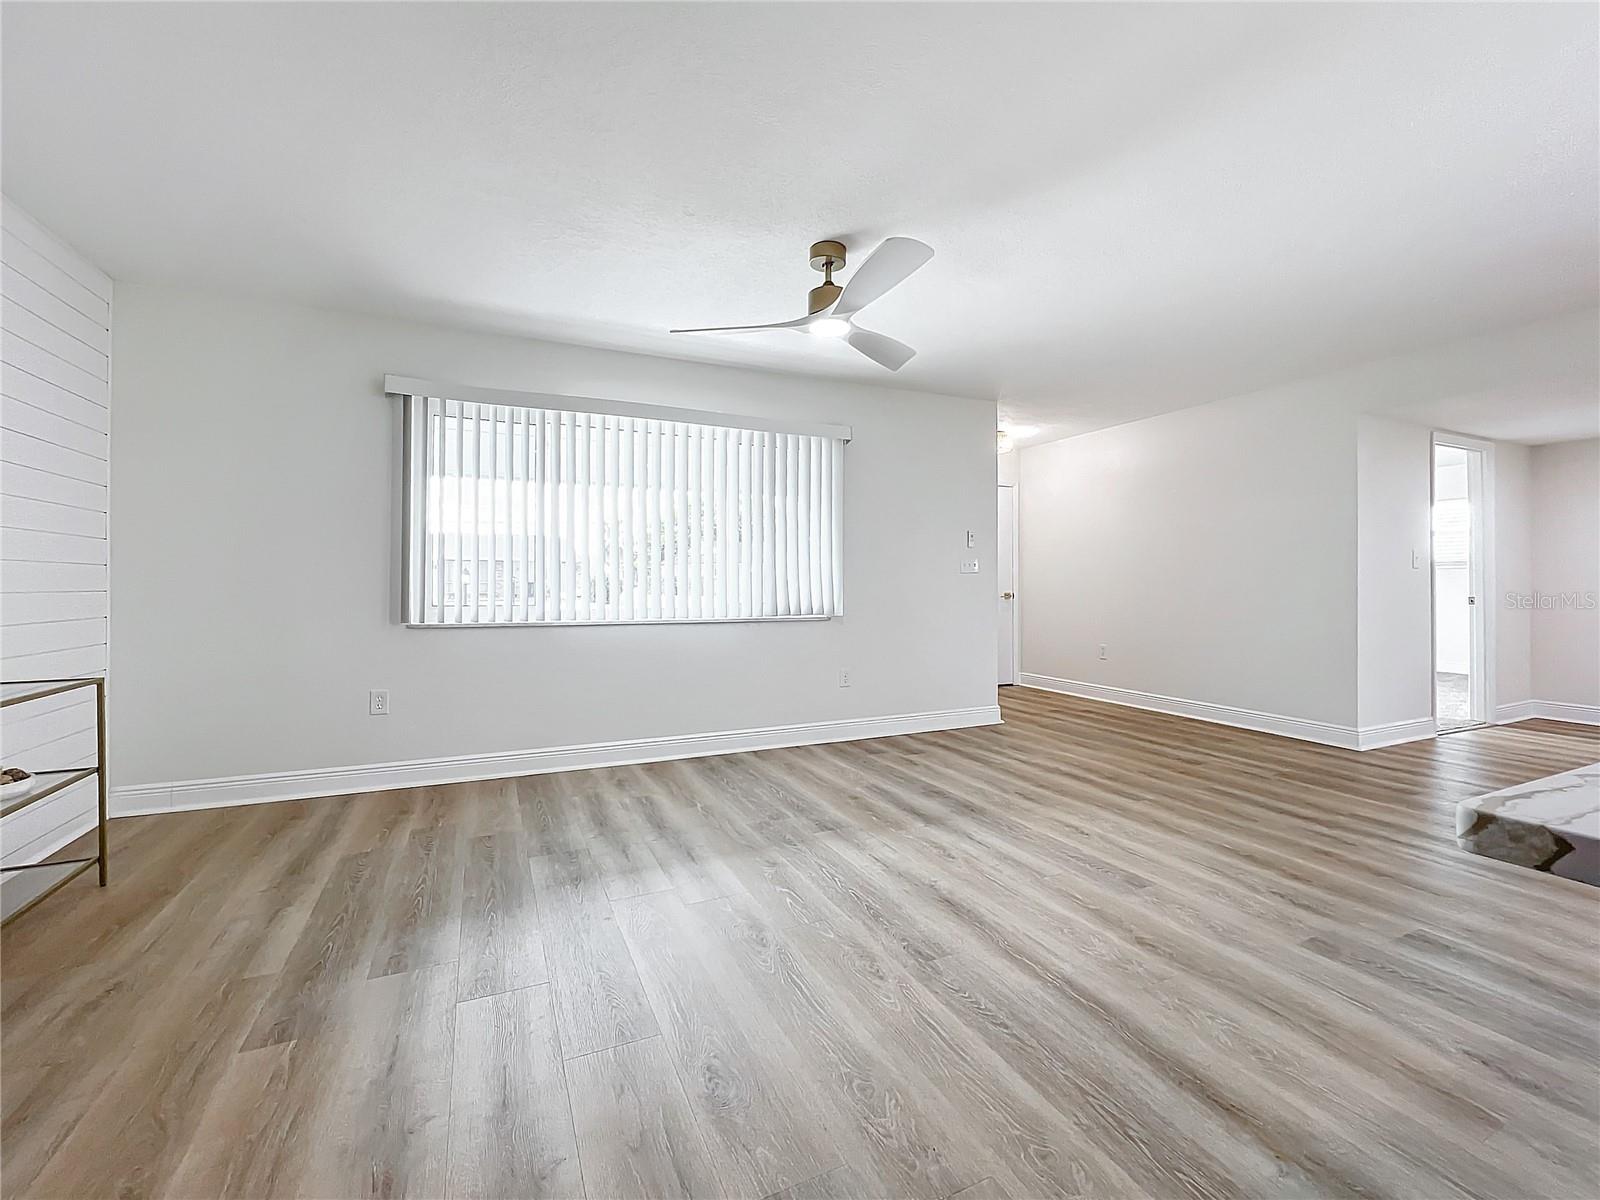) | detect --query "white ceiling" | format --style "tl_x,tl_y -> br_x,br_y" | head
4,2 -> 1596,445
